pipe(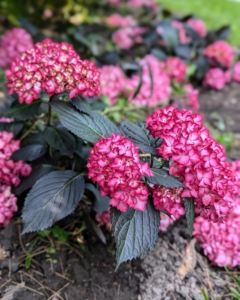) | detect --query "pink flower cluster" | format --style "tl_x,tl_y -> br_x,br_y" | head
160,57 -> 187,83
204,41 -> 233,68
95,209 -> 111,231
0,131 -> 32,186
87,133 -> 153,212
146,106 -> 236,222
193,204 -> 240,267
125,54 -> 171,107
112,26 -> 147,49
106,14 -> 136,27
203,68 -> 230,90
186,18 -> 206,38
0,184 -> 18,226
0,129 -> 32,226
181,84 -> 200,110
0,28 -> 33,69
99,65 -> 126,105
233,62 -> 240,82
152,185 -> 185,219
5,38 -> 100,104
231,160 -> 240,201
